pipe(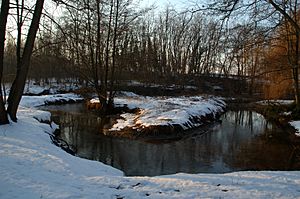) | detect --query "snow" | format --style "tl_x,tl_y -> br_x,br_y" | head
0,115 -> 299,198
124,80 -> 198,90
1,95 -> 300,198
107,94 -> 226,131
289,121 -> 300,136
90,98 -> 100,104
20,93 -> 83,108
24,79 -> 80,95
4,79 -> 80,95
256,100 -> 294,106
0,108 -> 123,199
17,93 -> 83,123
